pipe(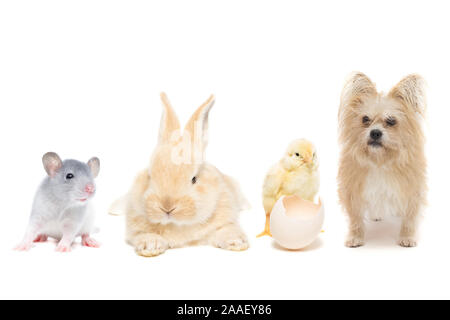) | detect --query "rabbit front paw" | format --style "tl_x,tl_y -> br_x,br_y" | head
211,225 -> 249,252
134,234 -> 169,257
